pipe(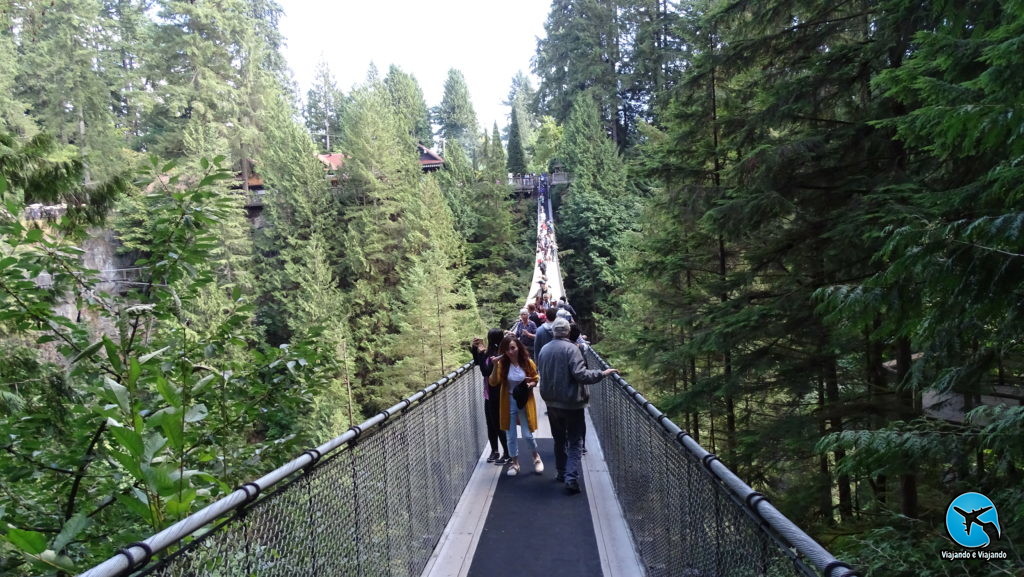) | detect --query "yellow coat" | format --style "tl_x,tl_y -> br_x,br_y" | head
489,358 -> 539,432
